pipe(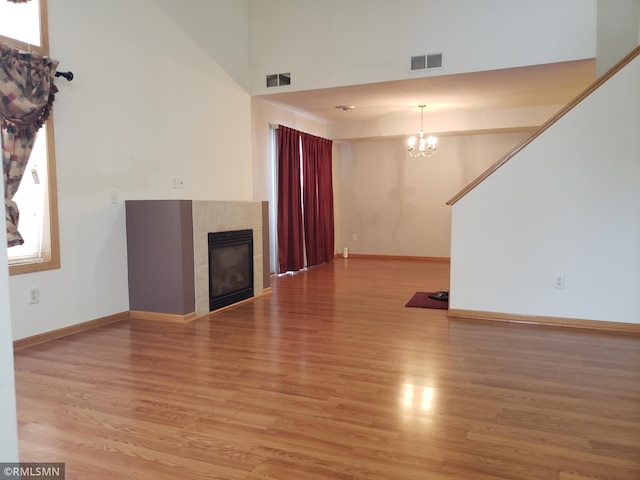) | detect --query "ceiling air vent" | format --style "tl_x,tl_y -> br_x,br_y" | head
266,72 -> 291,88
410,53 -> 443,71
